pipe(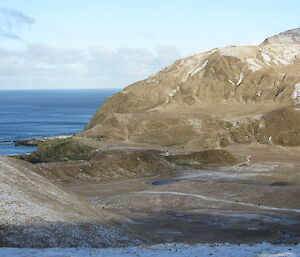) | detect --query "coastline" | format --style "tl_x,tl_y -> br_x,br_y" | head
0,135 -> 74,148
